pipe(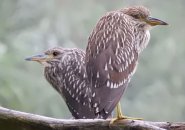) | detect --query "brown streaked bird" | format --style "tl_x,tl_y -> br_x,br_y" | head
85,6 -> 168,119
25,47 -> 97,119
